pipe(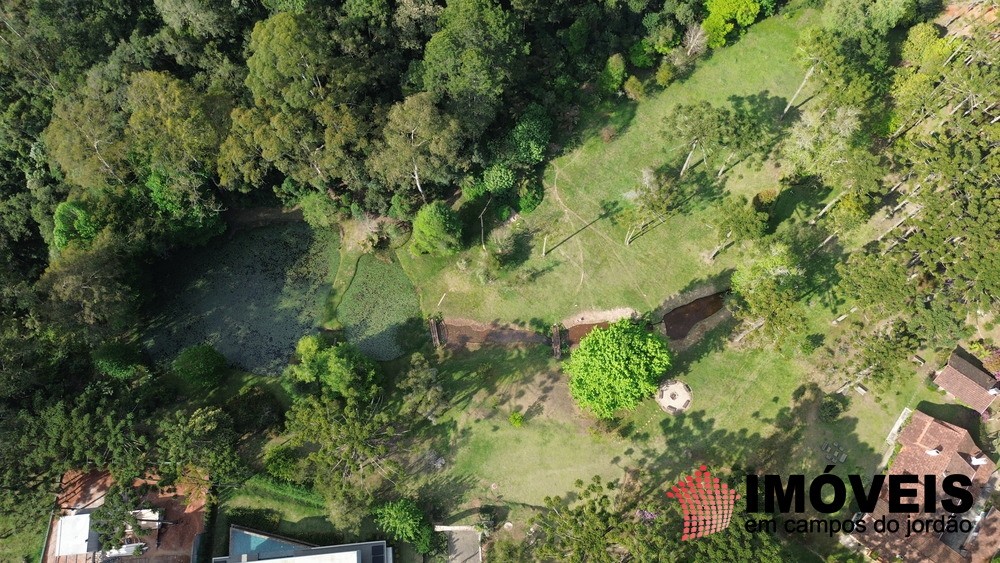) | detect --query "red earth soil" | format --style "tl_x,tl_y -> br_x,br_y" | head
43,471 -> 205,563
566,322 -> 609,348
662,292 -> 726,340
